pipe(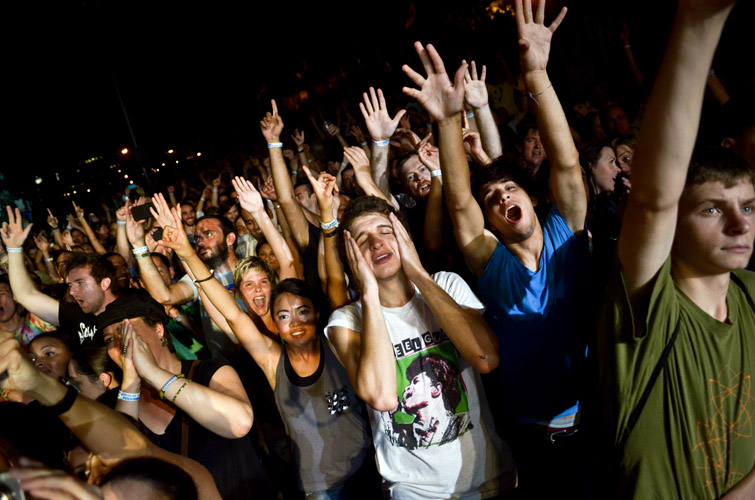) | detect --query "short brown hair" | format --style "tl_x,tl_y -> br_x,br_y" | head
65,253 -> 116,291
337,195 -> 409,261
685,146 -> 755,190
